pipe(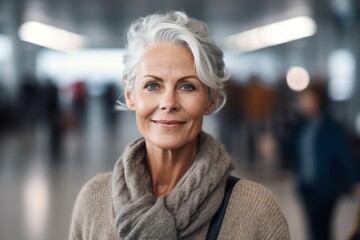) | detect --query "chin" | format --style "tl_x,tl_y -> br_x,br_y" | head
153,139 -> 186,150
148,134 -> 195,151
